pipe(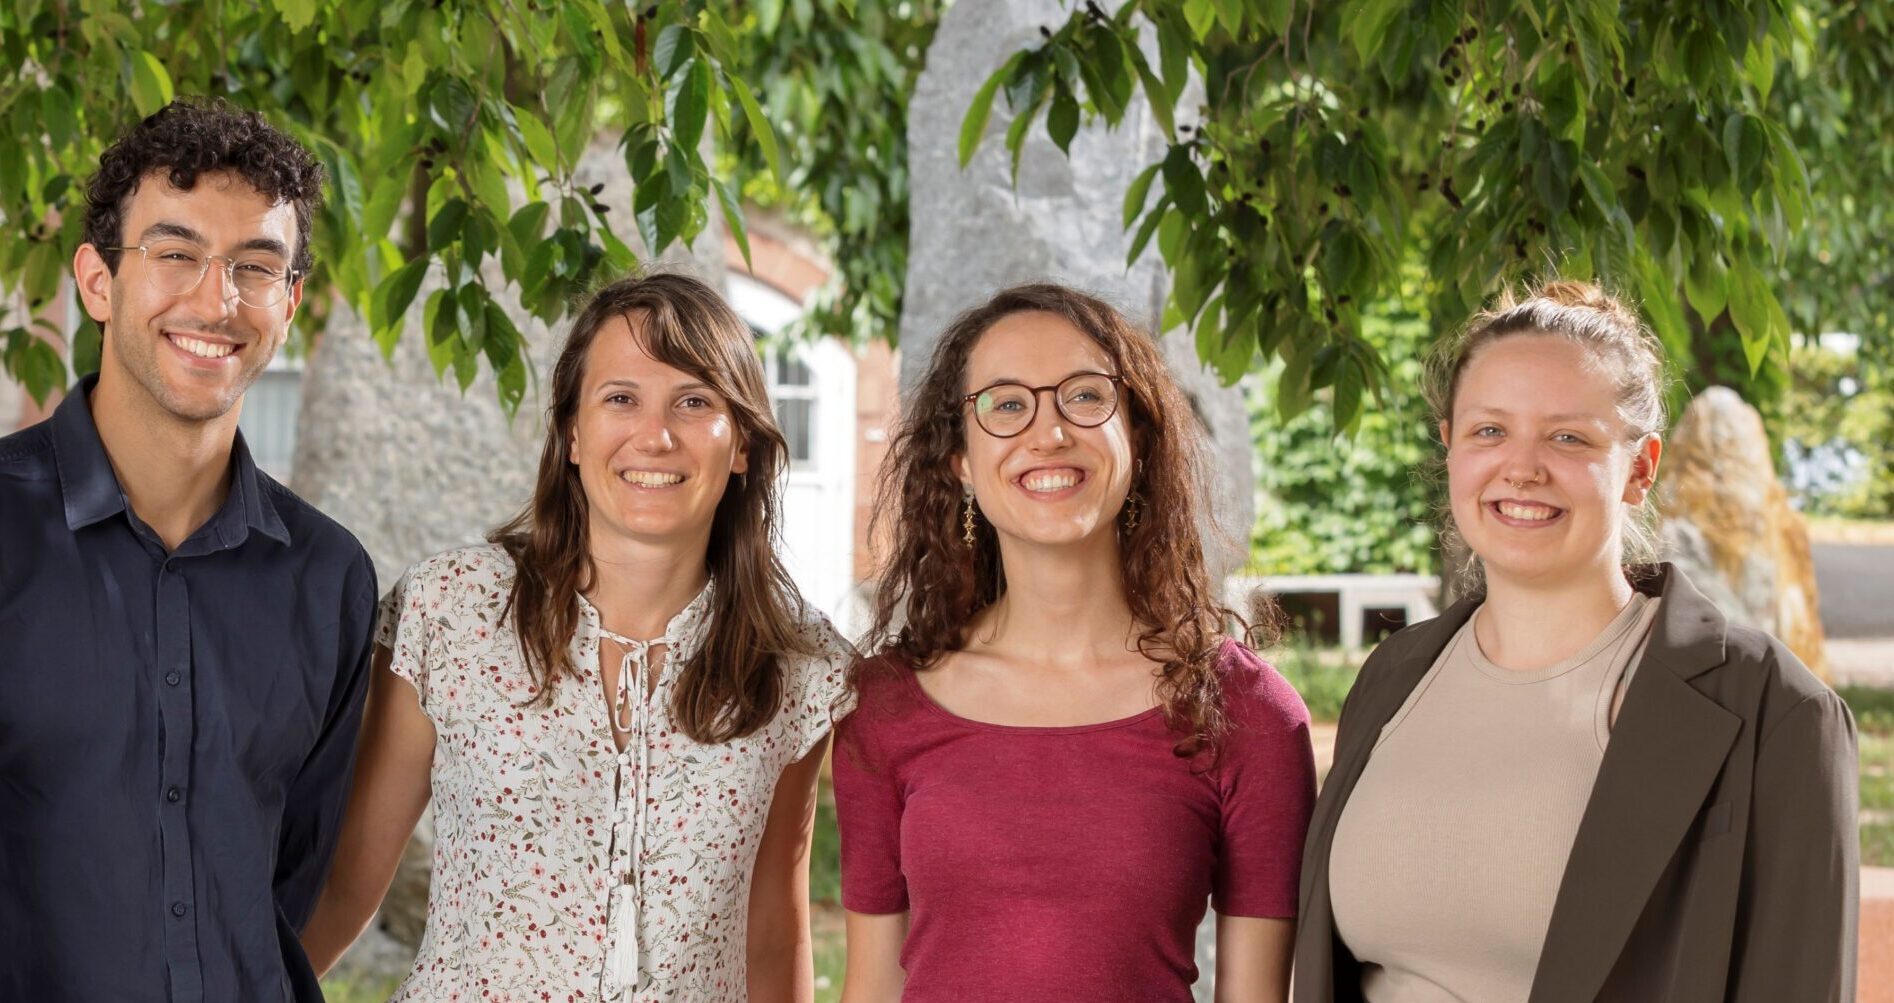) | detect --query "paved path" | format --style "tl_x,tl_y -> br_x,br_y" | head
1831,638 -> 1894,689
